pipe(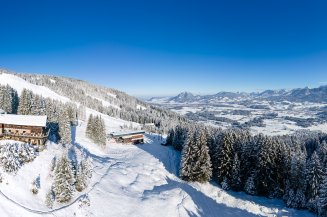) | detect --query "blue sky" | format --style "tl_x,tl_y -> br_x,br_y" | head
0,0 -> 327,96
